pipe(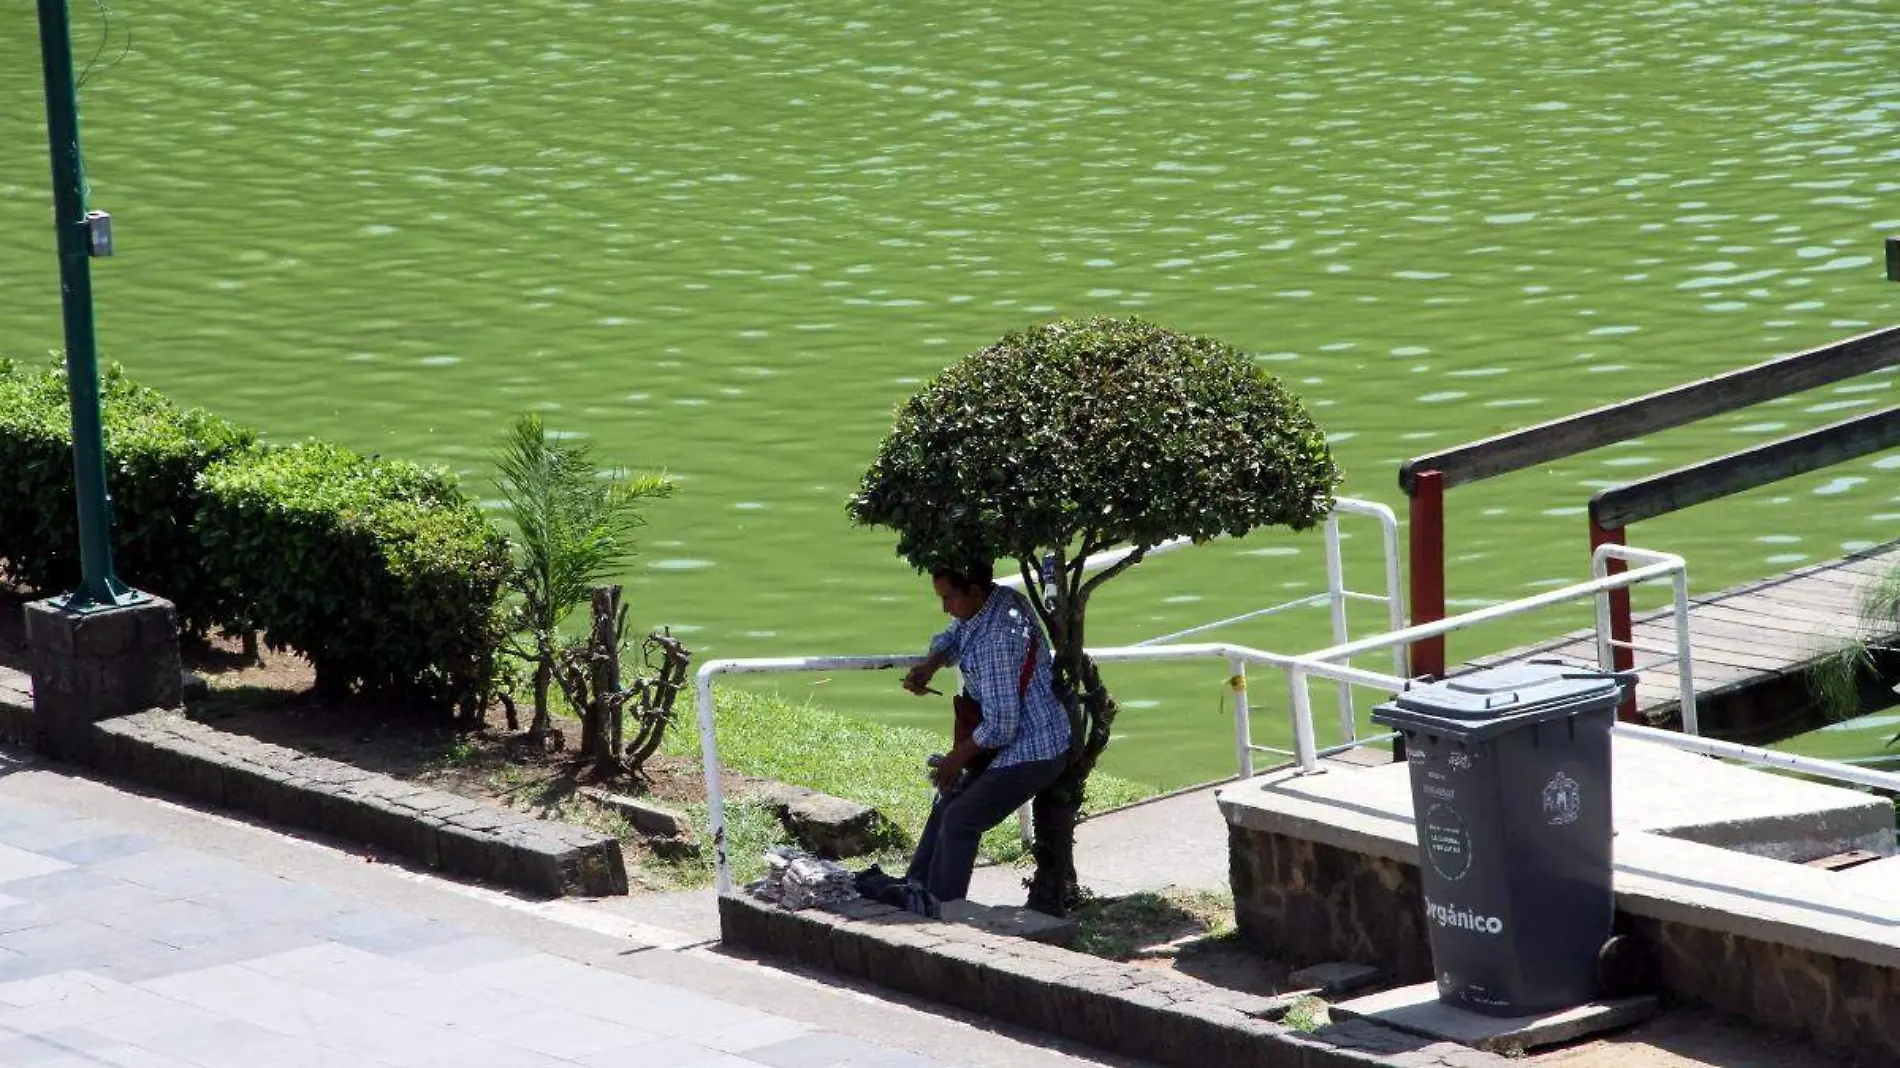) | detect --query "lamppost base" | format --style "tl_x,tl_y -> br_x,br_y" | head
25,593 -> 182,764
